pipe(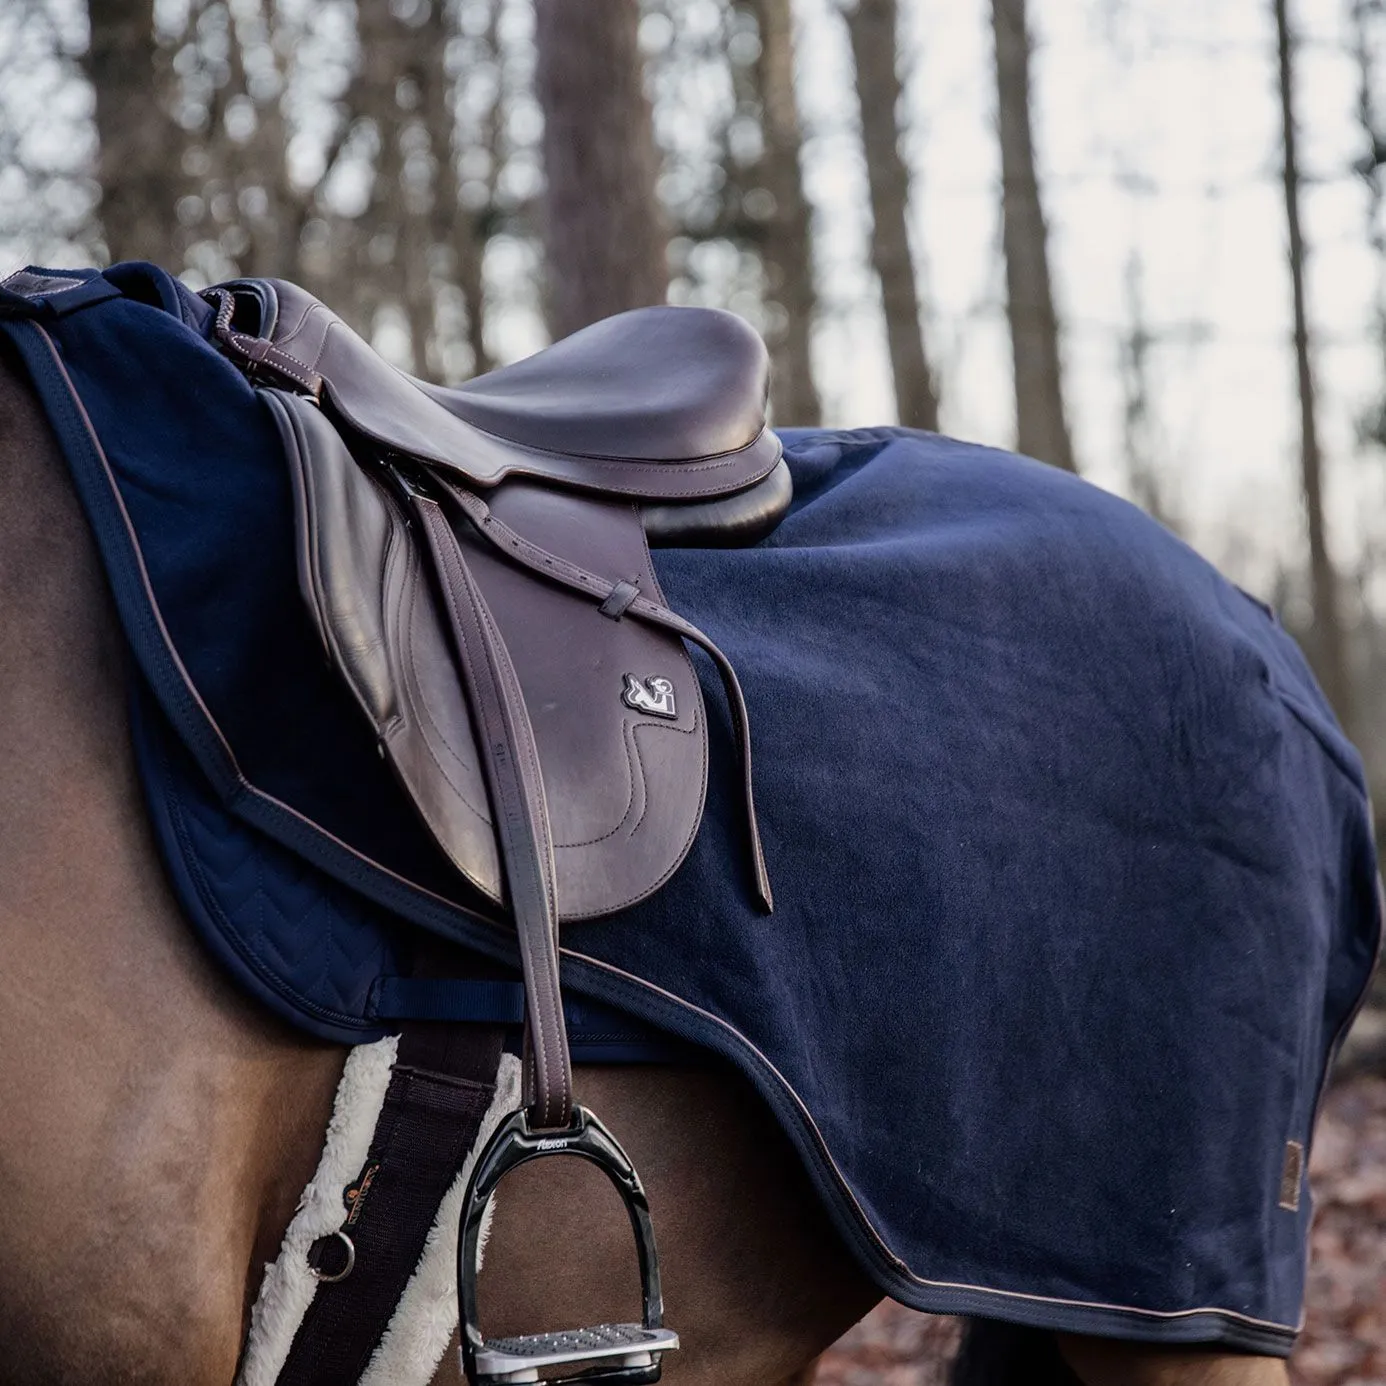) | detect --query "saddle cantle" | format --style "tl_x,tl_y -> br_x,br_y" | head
205,278 -> 782,1136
